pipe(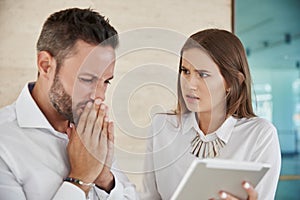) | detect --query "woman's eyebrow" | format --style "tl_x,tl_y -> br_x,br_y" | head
195,69 -> 210,72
